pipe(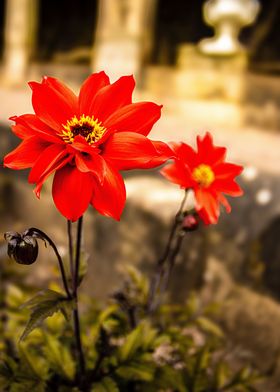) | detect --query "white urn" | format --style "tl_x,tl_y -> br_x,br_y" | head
198,0 -> 260,56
